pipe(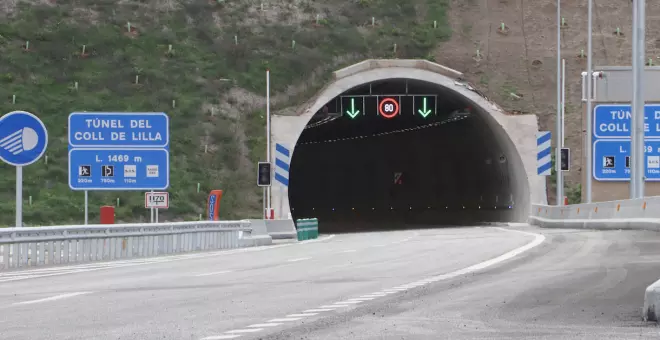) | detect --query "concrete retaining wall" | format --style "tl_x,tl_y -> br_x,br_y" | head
264,219 -> 297,239
529,196 -> 660,322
